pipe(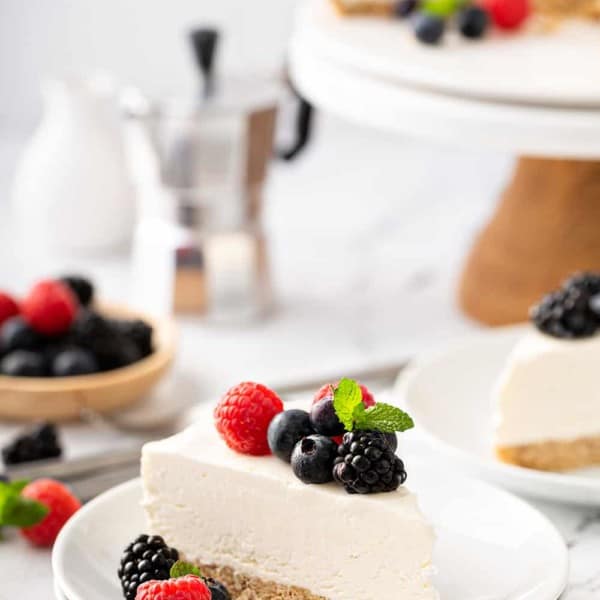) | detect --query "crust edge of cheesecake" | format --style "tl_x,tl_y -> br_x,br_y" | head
496,434 -> 600,471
